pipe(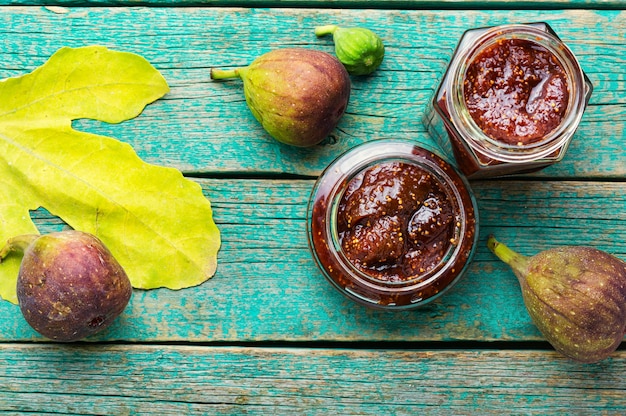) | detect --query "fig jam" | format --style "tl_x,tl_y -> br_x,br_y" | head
307,140 -> 478,309
423,23 -> 592,179
464,38 -> 569,146
337,161 -> 455,282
